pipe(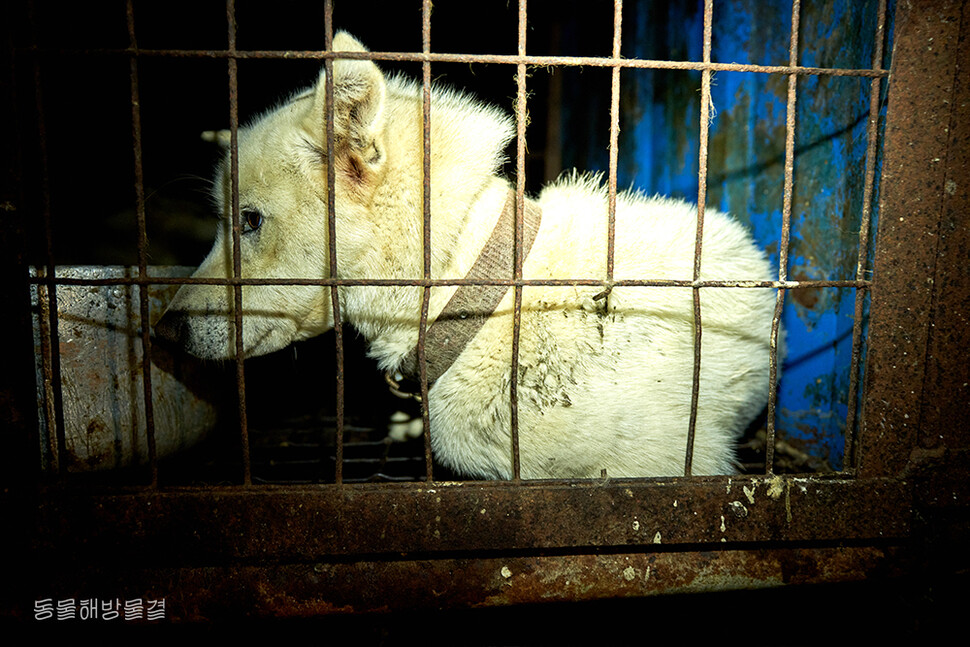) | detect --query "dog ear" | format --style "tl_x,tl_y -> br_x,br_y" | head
306,32 -> 386,165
